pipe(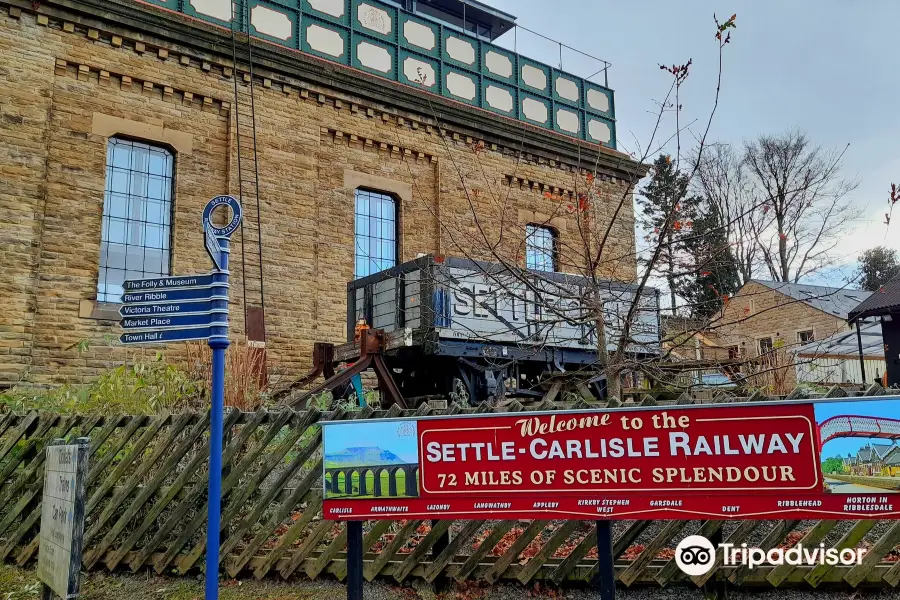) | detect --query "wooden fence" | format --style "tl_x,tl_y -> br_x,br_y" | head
1,385 -> 900,591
